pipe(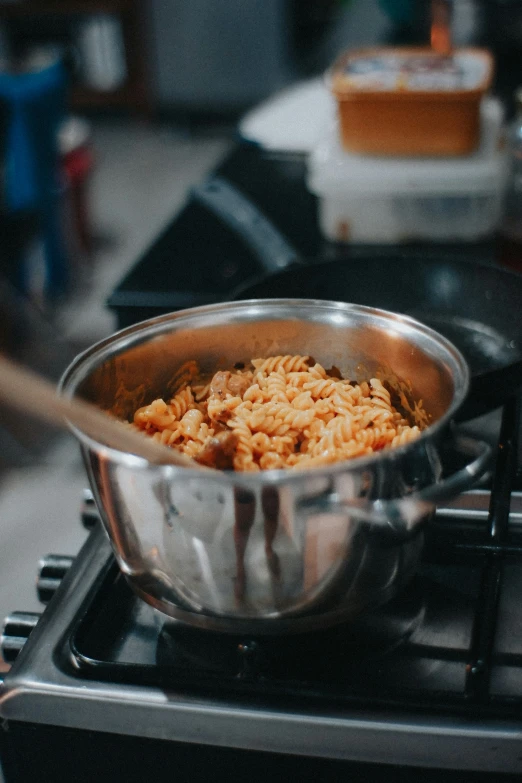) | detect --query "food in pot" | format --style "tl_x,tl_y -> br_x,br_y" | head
131,355 -> 428,471
60,299 -> 477,626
